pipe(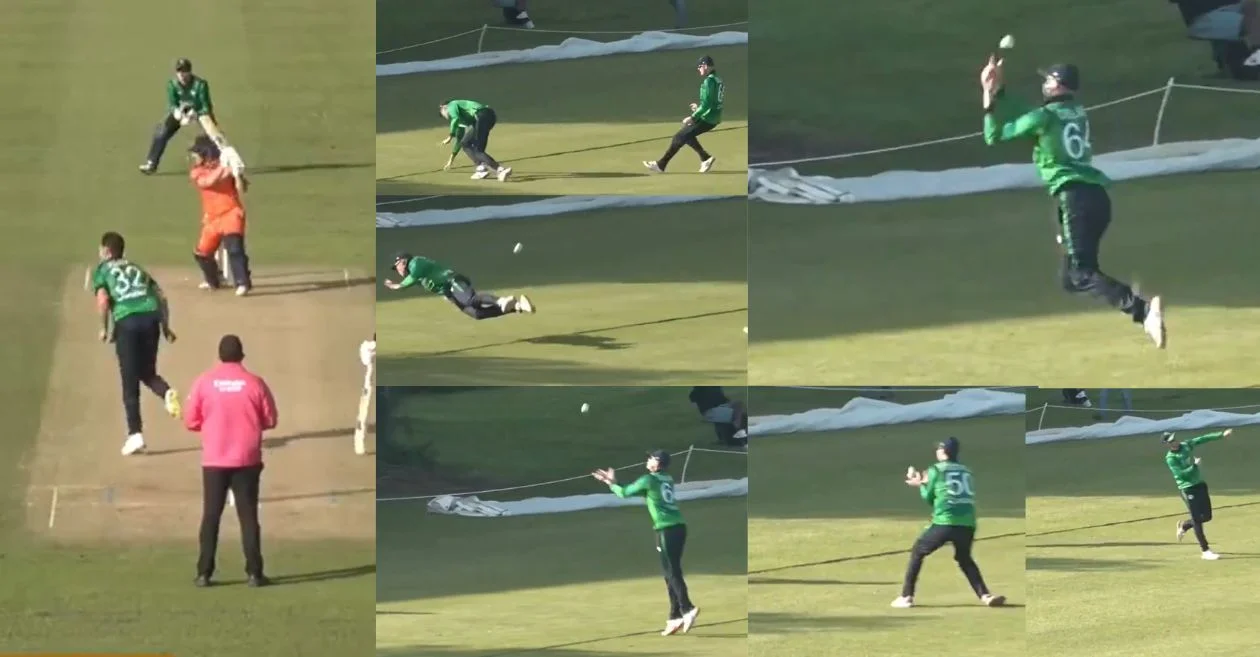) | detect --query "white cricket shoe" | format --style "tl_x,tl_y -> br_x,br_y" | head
660,619 -> 684,636
890,596 -> 914,608
681,606 -> 700,633
643,160 -> 663,173
516,294 -> 535,314
121,433 -> 147,456
470,169 -> 491,180
699,156 -> 716,173
981,594 -> 1006,607
1177,521 -> 1188,542
1245,49 -> 1260,67
1202,550 -> 1220,560
235,285 -> 250,297
198,282 -> 216,290
1143,295 -> 1166,348
164,389 -> 182,419
497,166 -> 512,182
